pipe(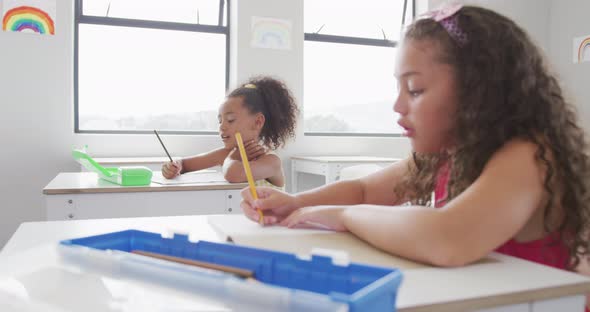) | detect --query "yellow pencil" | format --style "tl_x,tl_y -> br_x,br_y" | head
235,132 -> 264,225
